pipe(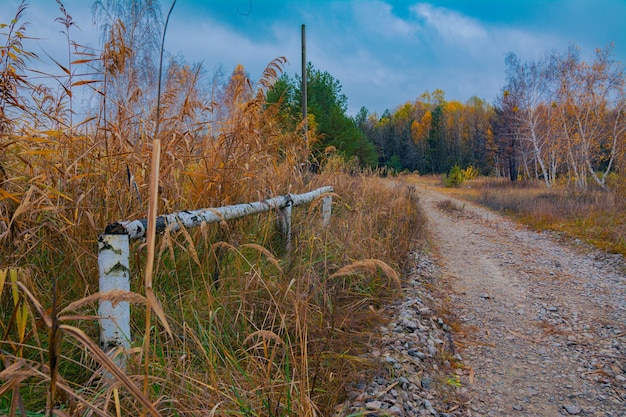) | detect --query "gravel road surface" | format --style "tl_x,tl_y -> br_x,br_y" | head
336,183 -> 626,417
